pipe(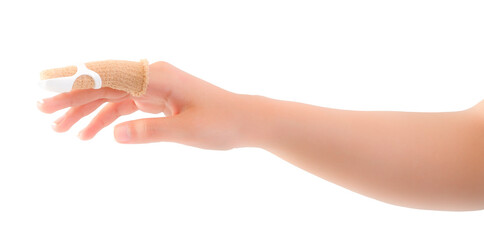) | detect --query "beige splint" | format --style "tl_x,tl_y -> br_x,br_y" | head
40,59 -> 149,96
